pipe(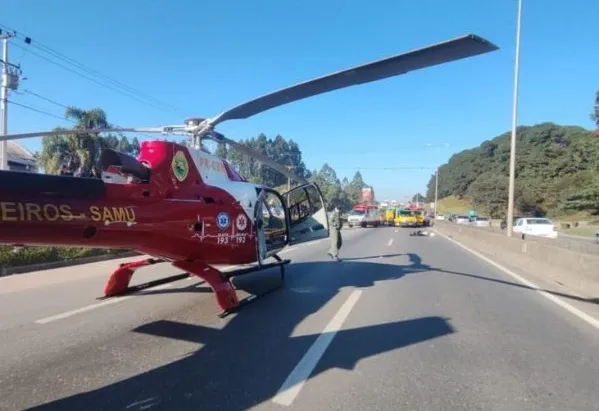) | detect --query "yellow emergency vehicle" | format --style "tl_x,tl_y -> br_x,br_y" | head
394,208 -> 417,227
411,209 -> 427,227
384,208 -> 396,225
